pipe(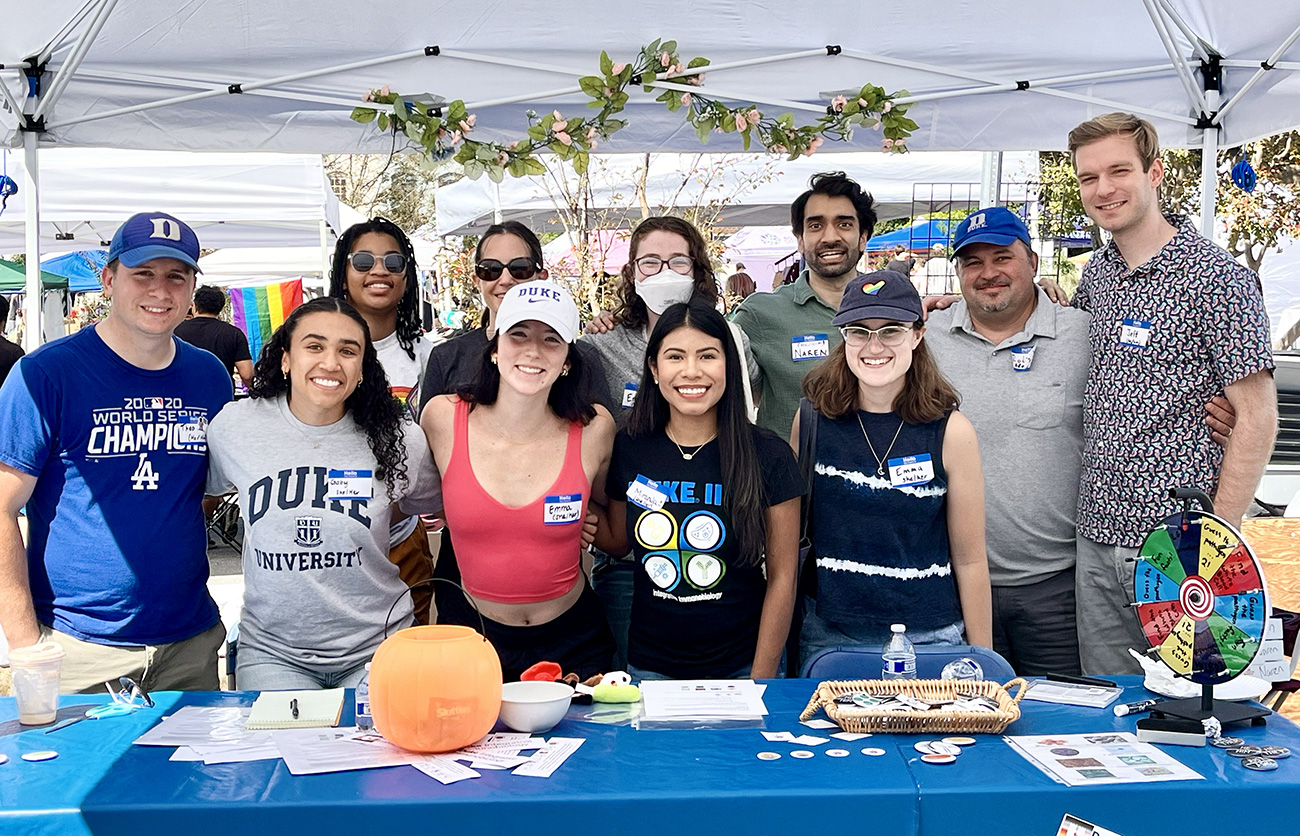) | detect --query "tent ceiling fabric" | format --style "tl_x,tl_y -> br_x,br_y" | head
3,2 -> 1300,155
435,150 -> 1038,236
0,148 -> 345,252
